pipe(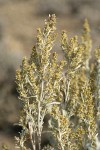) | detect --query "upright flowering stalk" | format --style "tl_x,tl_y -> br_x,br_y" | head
60,20 -> 97,149
94,48 -> 100,126
16,14 -> 64,150
94,47 -> 100,150
81,19 -> 92,75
